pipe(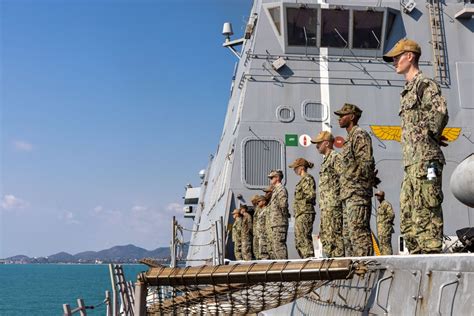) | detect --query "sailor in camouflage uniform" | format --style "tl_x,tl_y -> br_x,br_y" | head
384,39 -> 448,254
289,158 -> 316,258
263,186 -> 274,259
335,103 -> 379,257
267,170 -> 289,259
231,208 -> 243,260
375,191 -> 395,255
251,195 -> 261,259
256,195 -> 270,260
312,131 -> 344,257
240,204 -> 253,260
